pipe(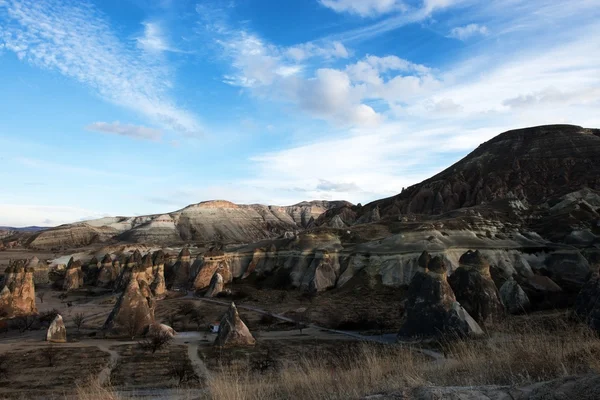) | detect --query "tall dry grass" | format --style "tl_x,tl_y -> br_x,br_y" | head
207,321 -> 600,400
